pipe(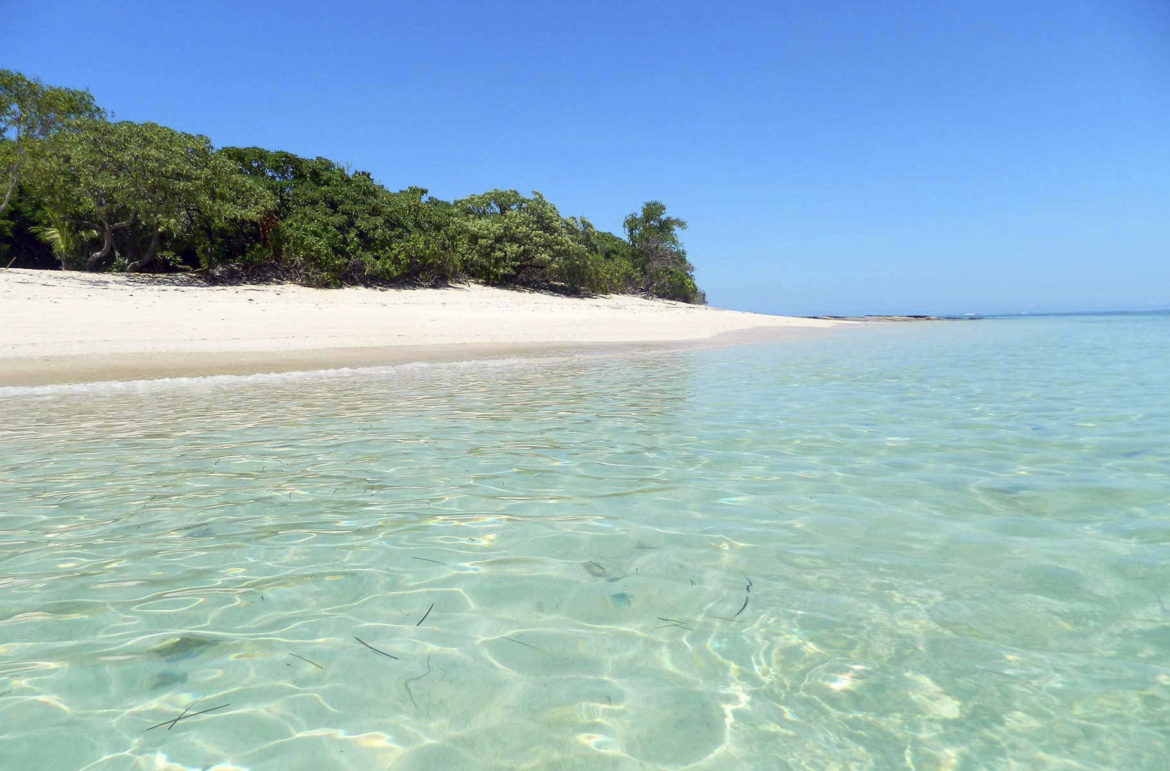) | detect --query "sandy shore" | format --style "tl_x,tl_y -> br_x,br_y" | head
0,269 -> 842,386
